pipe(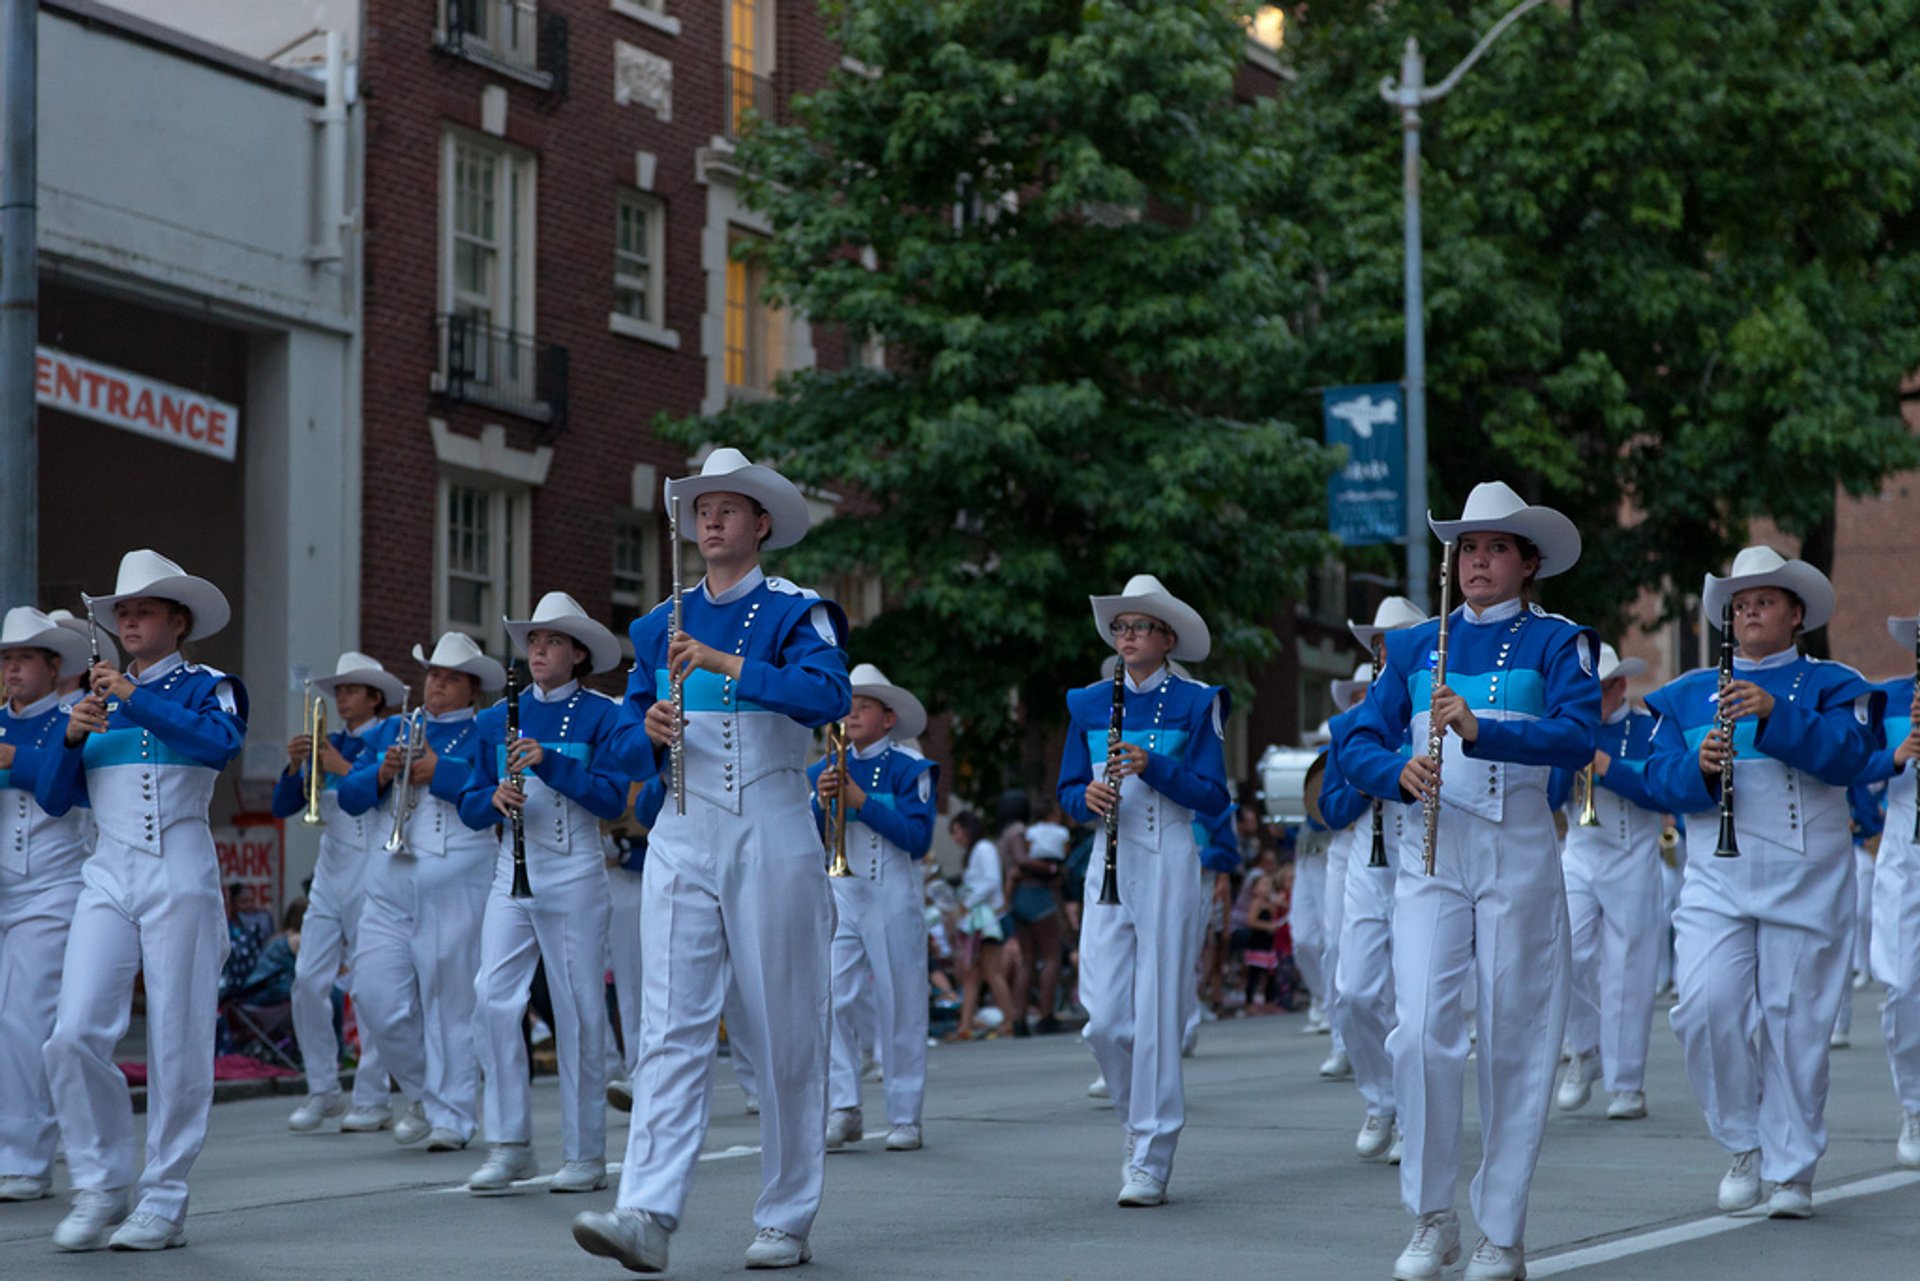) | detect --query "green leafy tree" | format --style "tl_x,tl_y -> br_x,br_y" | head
1273,0 -> 1920,649
662,0 -> 1338,798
